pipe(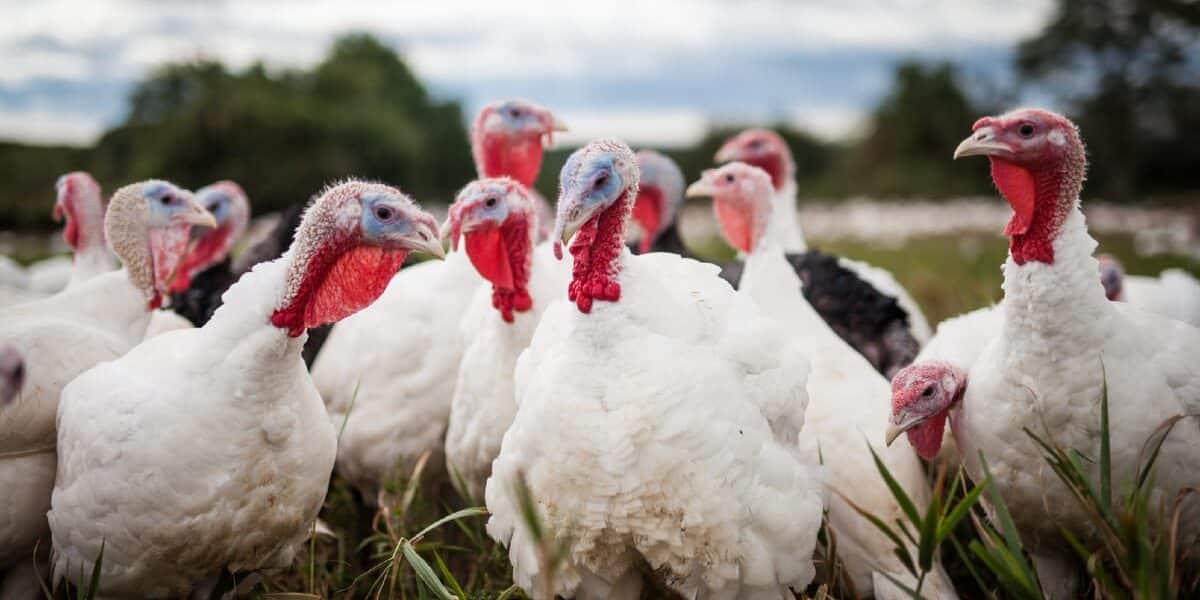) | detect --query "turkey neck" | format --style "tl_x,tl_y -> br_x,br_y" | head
476,135 -> 542,188
1001,207 -> 1110,372
767,179 -> 806,253
492,215 -> 534,323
